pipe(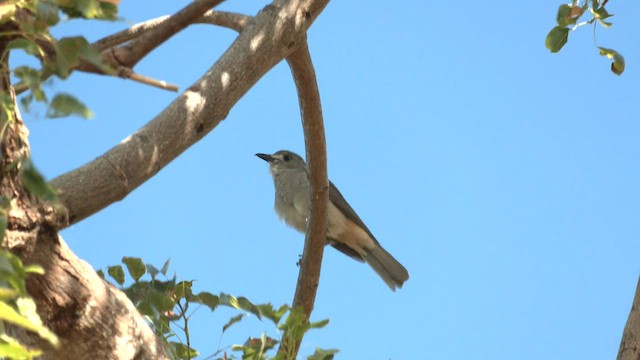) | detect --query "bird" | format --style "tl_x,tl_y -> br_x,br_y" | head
256,150 -> 409,291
